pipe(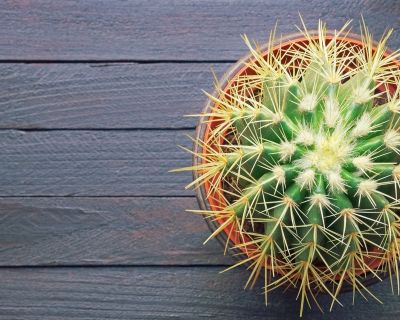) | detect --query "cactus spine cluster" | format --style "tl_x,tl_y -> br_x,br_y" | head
176,20 -> 400,315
